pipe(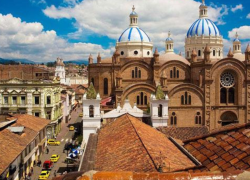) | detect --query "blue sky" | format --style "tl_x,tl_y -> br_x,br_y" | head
0,0 -> 249,62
